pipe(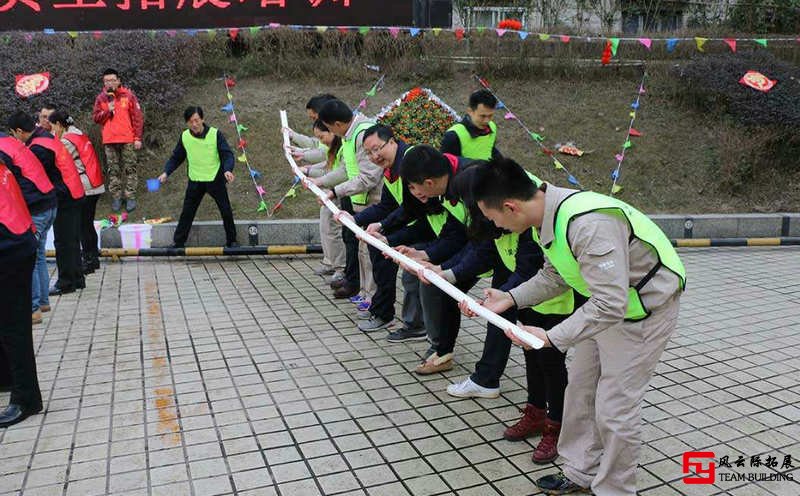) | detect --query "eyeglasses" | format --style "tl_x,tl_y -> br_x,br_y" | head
367,139 -> 391,158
